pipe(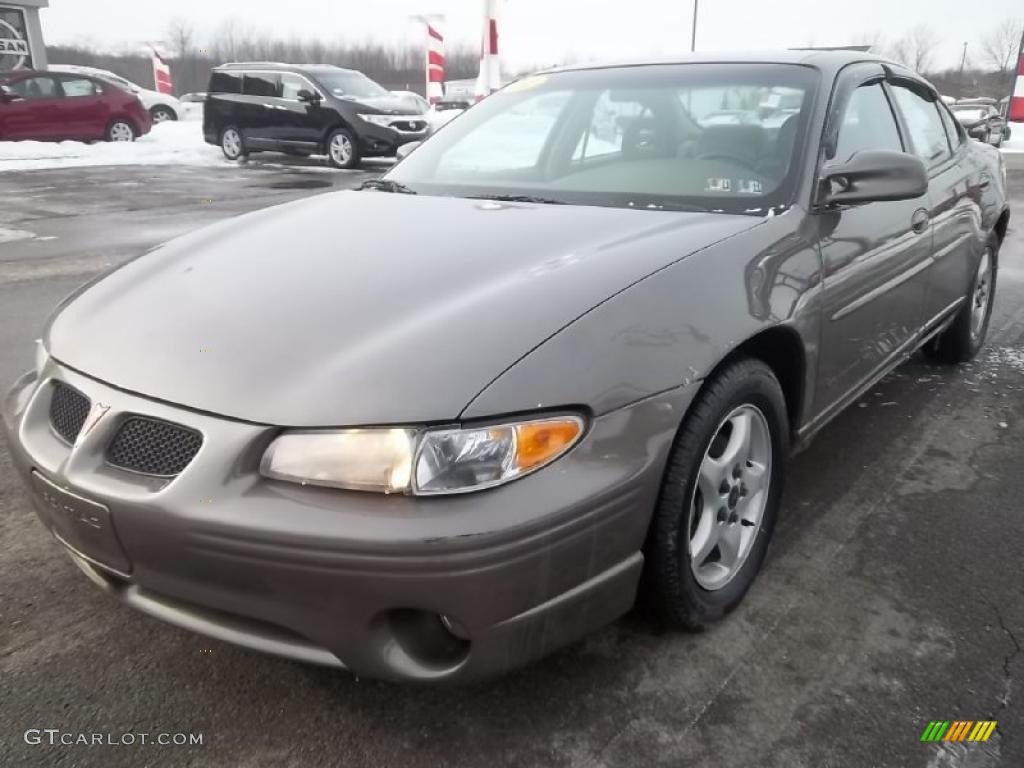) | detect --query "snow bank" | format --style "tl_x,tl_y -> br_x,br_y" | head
1003,122 -> 1024,154
0,120 -> 224,172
